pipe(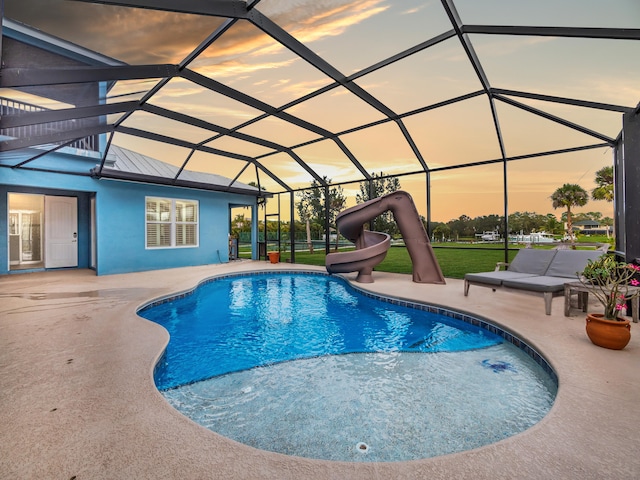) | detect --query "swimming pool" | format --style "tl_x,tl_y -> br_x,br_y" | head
139,272 -> 557,462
